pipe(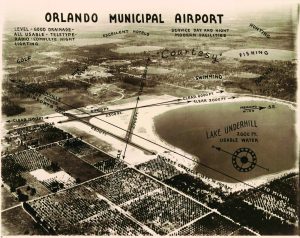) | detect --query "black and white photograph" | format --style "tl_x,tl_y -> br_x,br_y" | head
1,0 -> 299,236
